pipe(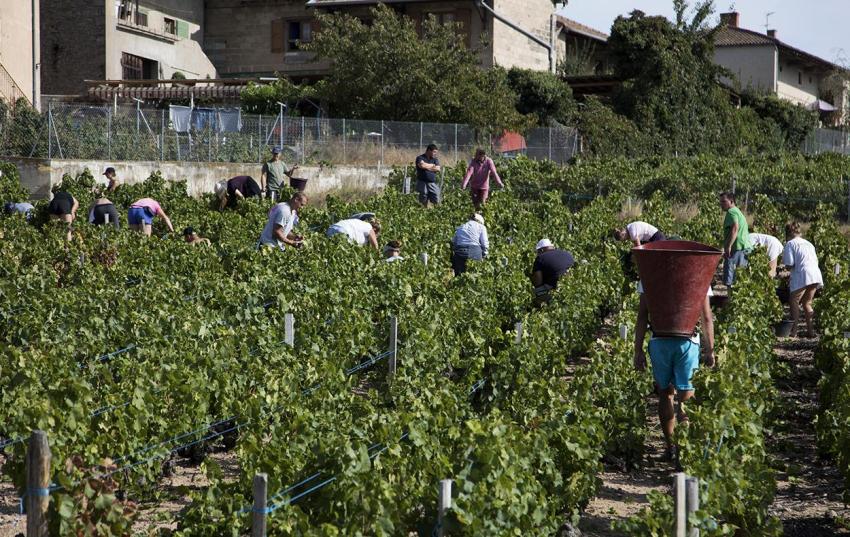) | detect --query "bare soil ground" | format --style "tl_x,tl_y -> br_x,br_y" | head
578,316 -> 850,536
768,334 -> 850,536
